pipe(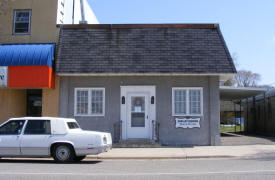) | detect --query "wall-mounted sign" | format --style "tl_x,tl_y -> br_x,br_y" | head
175,118 -> 200,128
0,66 -> 8,88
